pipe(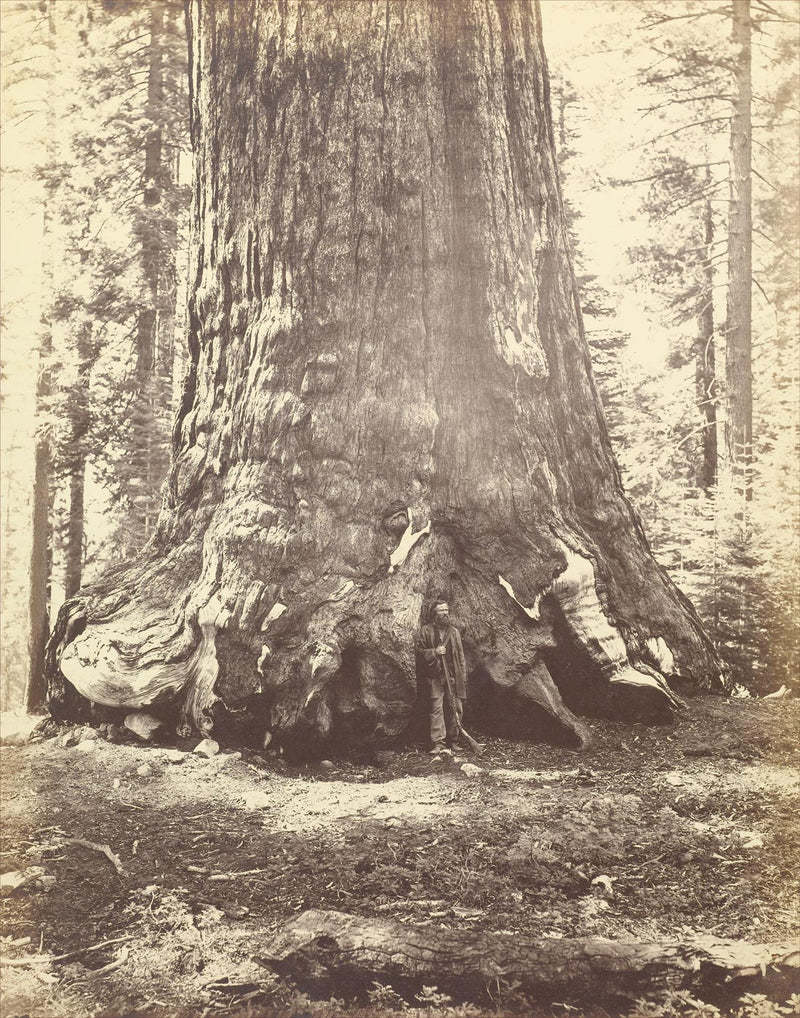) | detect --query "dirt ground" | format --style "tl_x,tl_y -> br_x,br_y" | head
0,696 -> 798,1018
